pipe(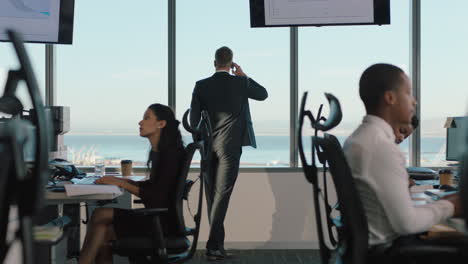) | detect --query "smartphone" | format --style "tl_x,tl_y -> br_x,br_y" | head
424,189 -> 458,201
